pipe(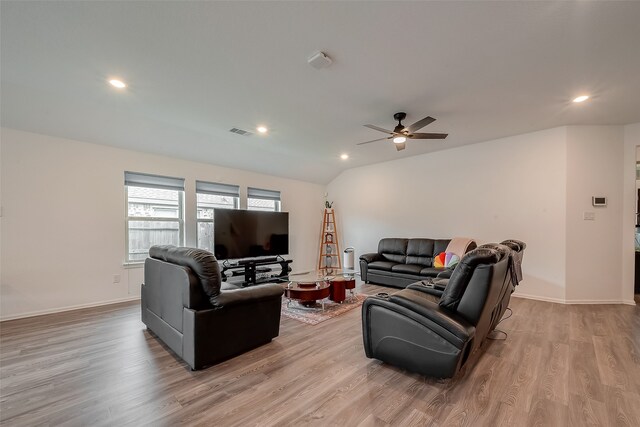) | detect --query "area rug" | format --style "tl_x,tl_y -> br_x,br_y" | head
281,294 -> 367,325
